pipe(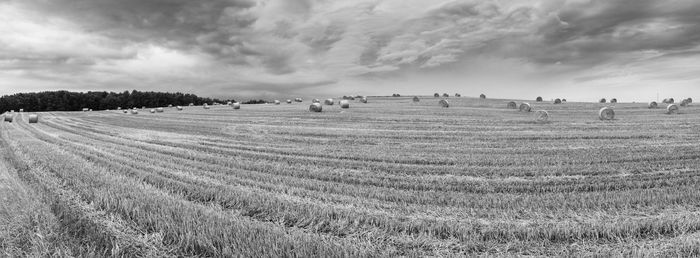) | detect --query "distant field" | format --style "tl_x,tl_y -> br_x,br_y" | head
2,96 -> 700,256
